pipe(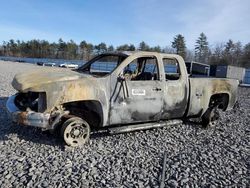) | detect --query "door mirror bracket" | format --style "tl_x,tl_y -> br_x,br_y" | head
117,74 -> 125,82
